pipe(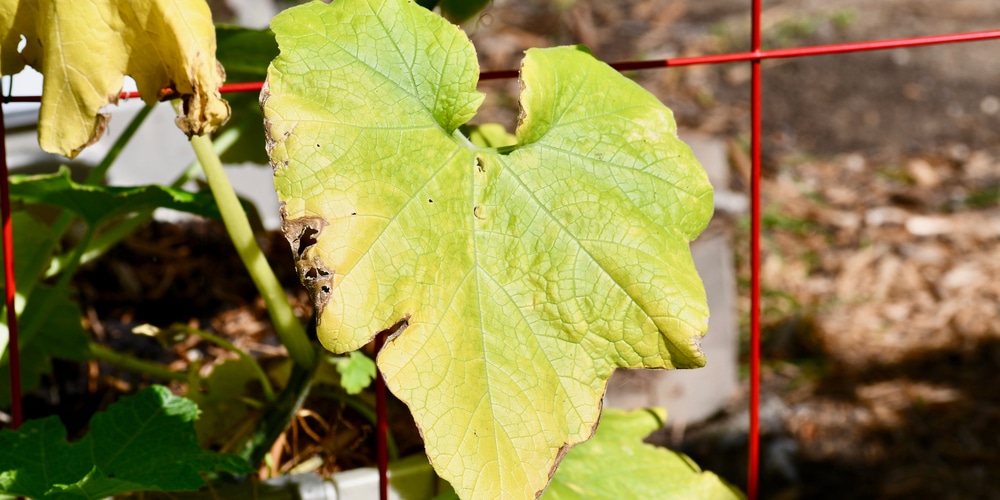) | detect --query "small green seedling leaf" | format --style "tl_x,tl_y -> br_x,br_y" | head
264,0 -> 712,497
10,167 -> 227,225
335,351 -> 377,395
544,408 -> 743,499
0,386 -> 252,499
